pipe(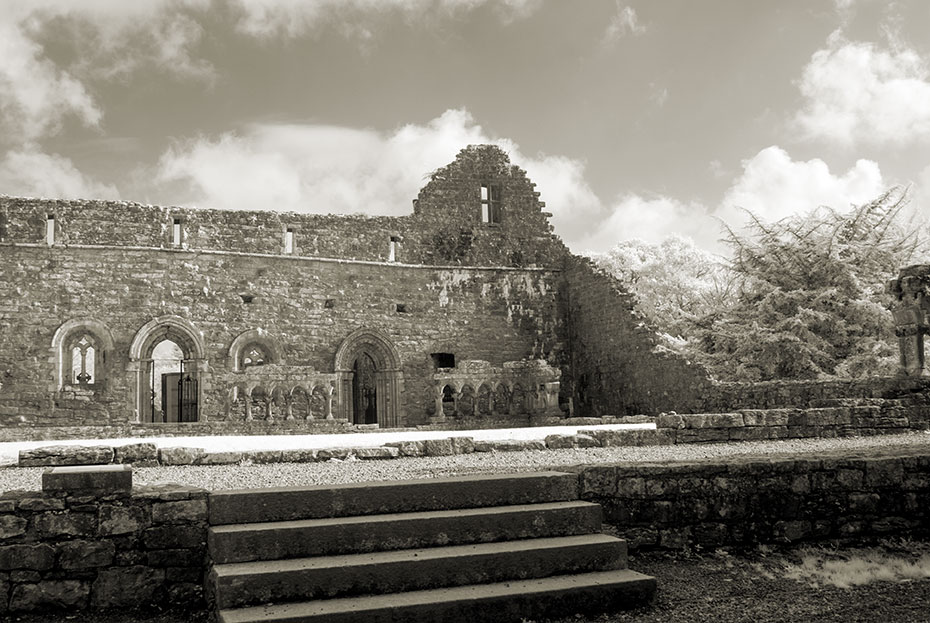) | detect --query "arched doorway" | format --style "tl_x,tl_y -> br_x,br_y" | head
129,316 -> 206,423
334,329 -> 403,427
352,353 -> 378,424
